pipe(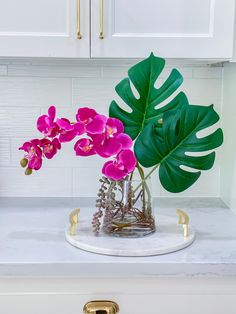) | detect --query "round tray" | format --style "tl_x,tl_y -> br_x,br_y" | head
65,215 -> 195,257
